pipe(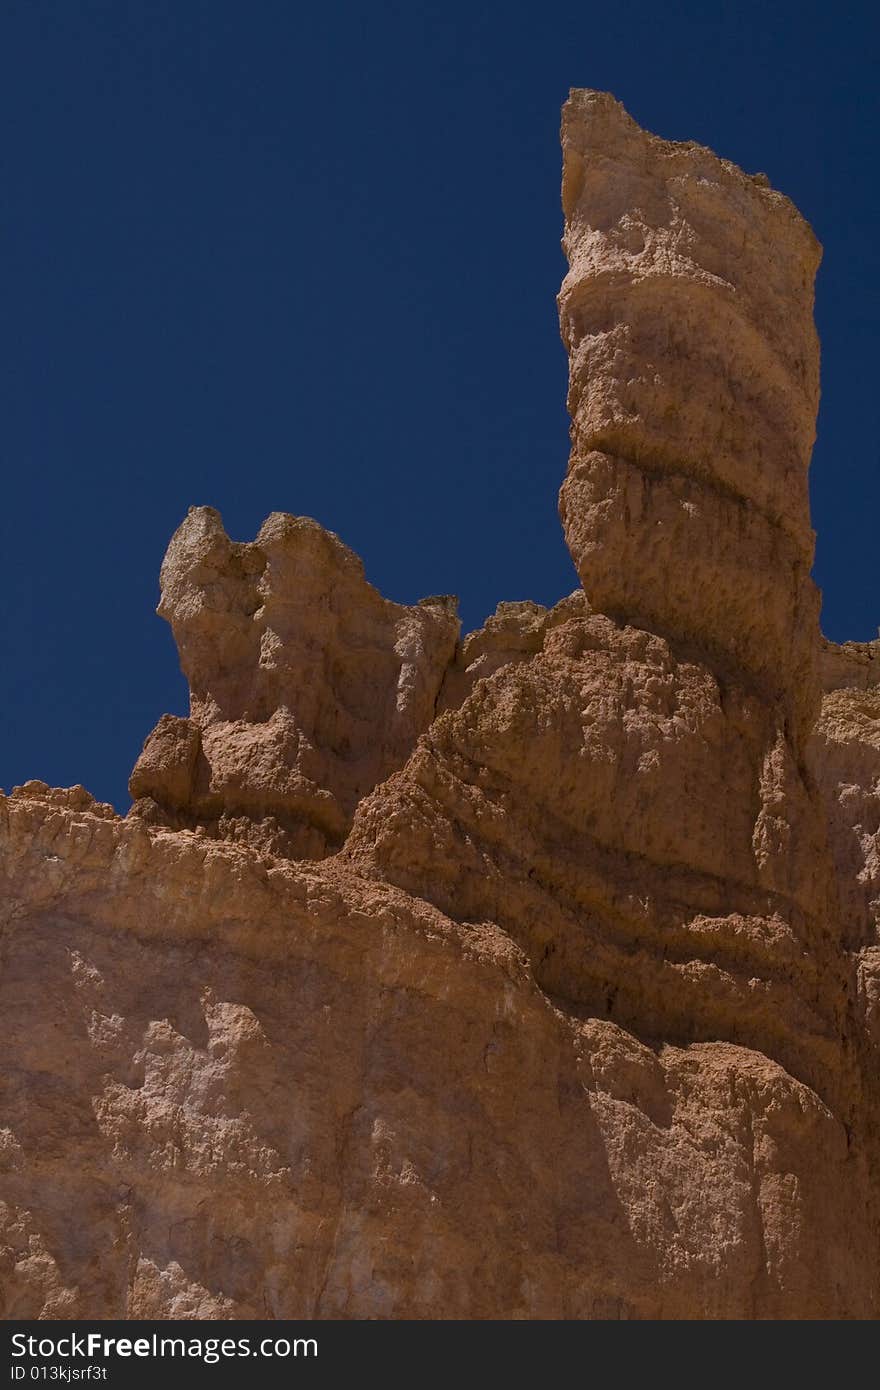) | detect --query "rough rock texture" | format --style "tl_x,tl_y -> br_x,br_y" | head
343,91 -> 851,1123
809,640 -> 880,1055
436,591 -> 589,712
557,90 -> 823,755
129,507 -> 459,859
1,782 -> 874,1320
1,91 -> 878,1320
